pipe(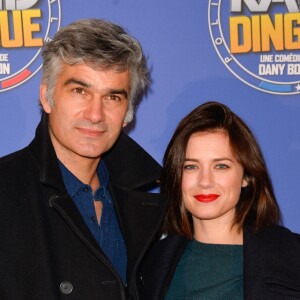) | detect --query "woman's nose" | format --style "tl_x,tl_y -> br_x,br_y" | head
197,169 -> 214,188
